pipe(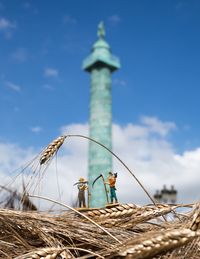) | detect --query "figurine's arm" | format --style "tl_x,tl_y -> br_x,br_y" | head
104,180 -> 109,185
